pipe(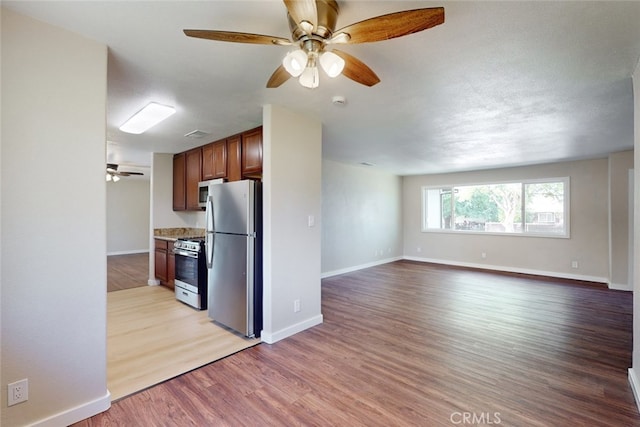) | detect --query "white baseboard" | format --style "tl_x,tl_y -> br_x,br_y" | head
148,279 -> 160,286
402,256 -> 609,285
629,368 -> 640,413
32,390 -> 111,426
261,314 -> 323,344
609,282 -> 633,291
321,256 -> 403,279
107,249 -> 149,256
